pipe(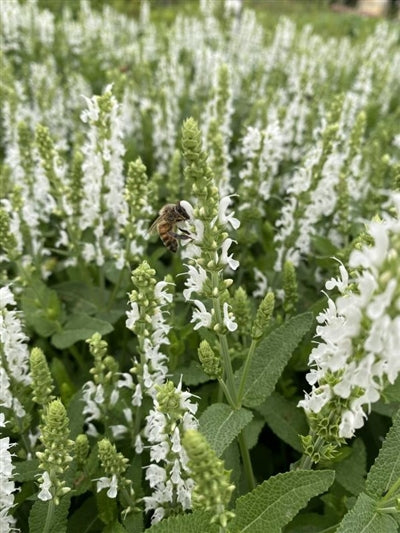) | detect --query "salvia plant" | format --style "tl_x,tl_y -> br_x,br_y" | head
1,1 -> 399,532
